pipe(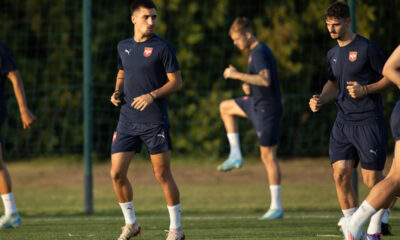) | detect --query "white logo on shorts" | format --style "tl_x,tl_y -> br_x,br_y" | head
256,131 -> 262,138
369,149 -> 378,156
157,130 -> 165,139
